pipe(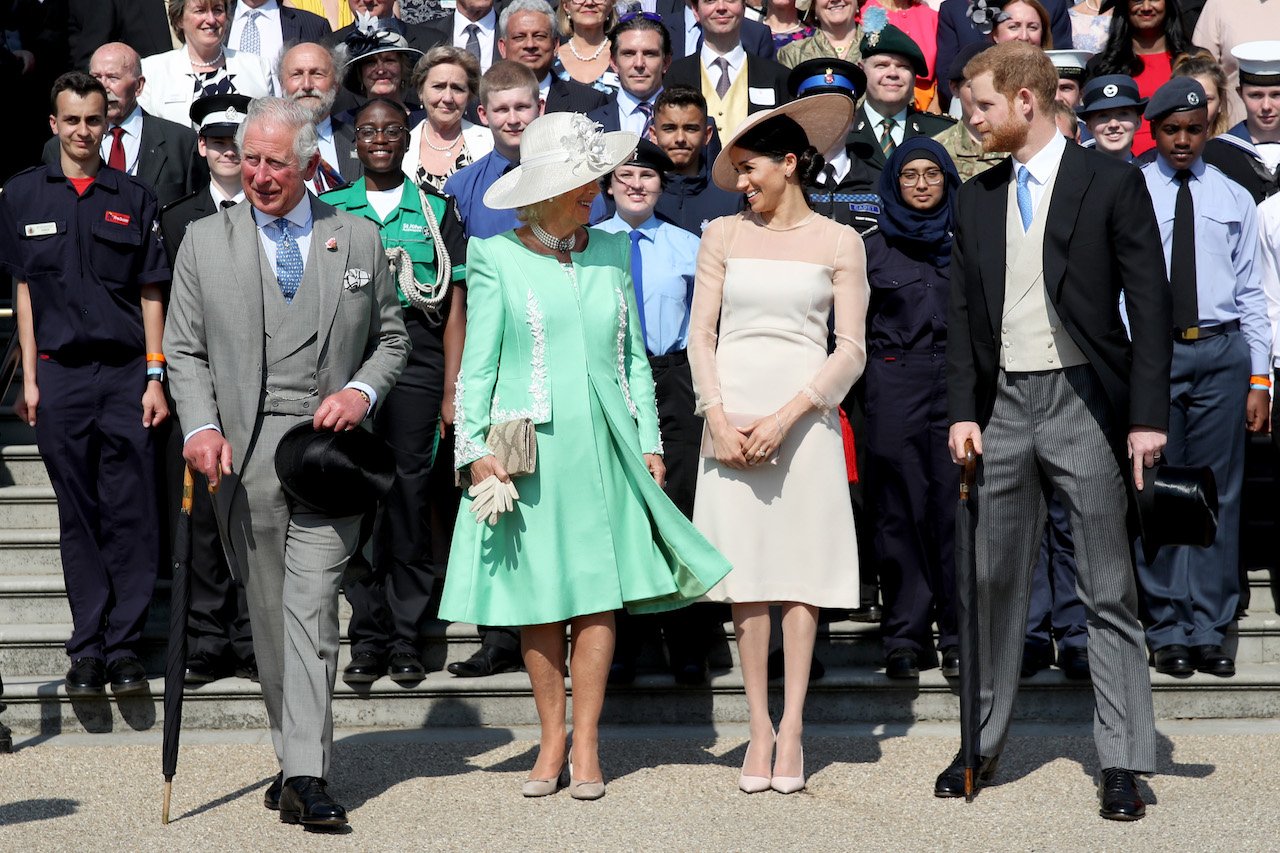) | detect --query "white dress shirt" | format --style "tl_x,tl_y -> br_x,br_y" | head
862,101 -> 909,150
683,6 -> 700,57
453,8 -> 497,72
101,105 -> 144,175
1010,131 -> 1067,222
700,43 -> 746,92
209,183 -> 245,207
229,0 -> 285,90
